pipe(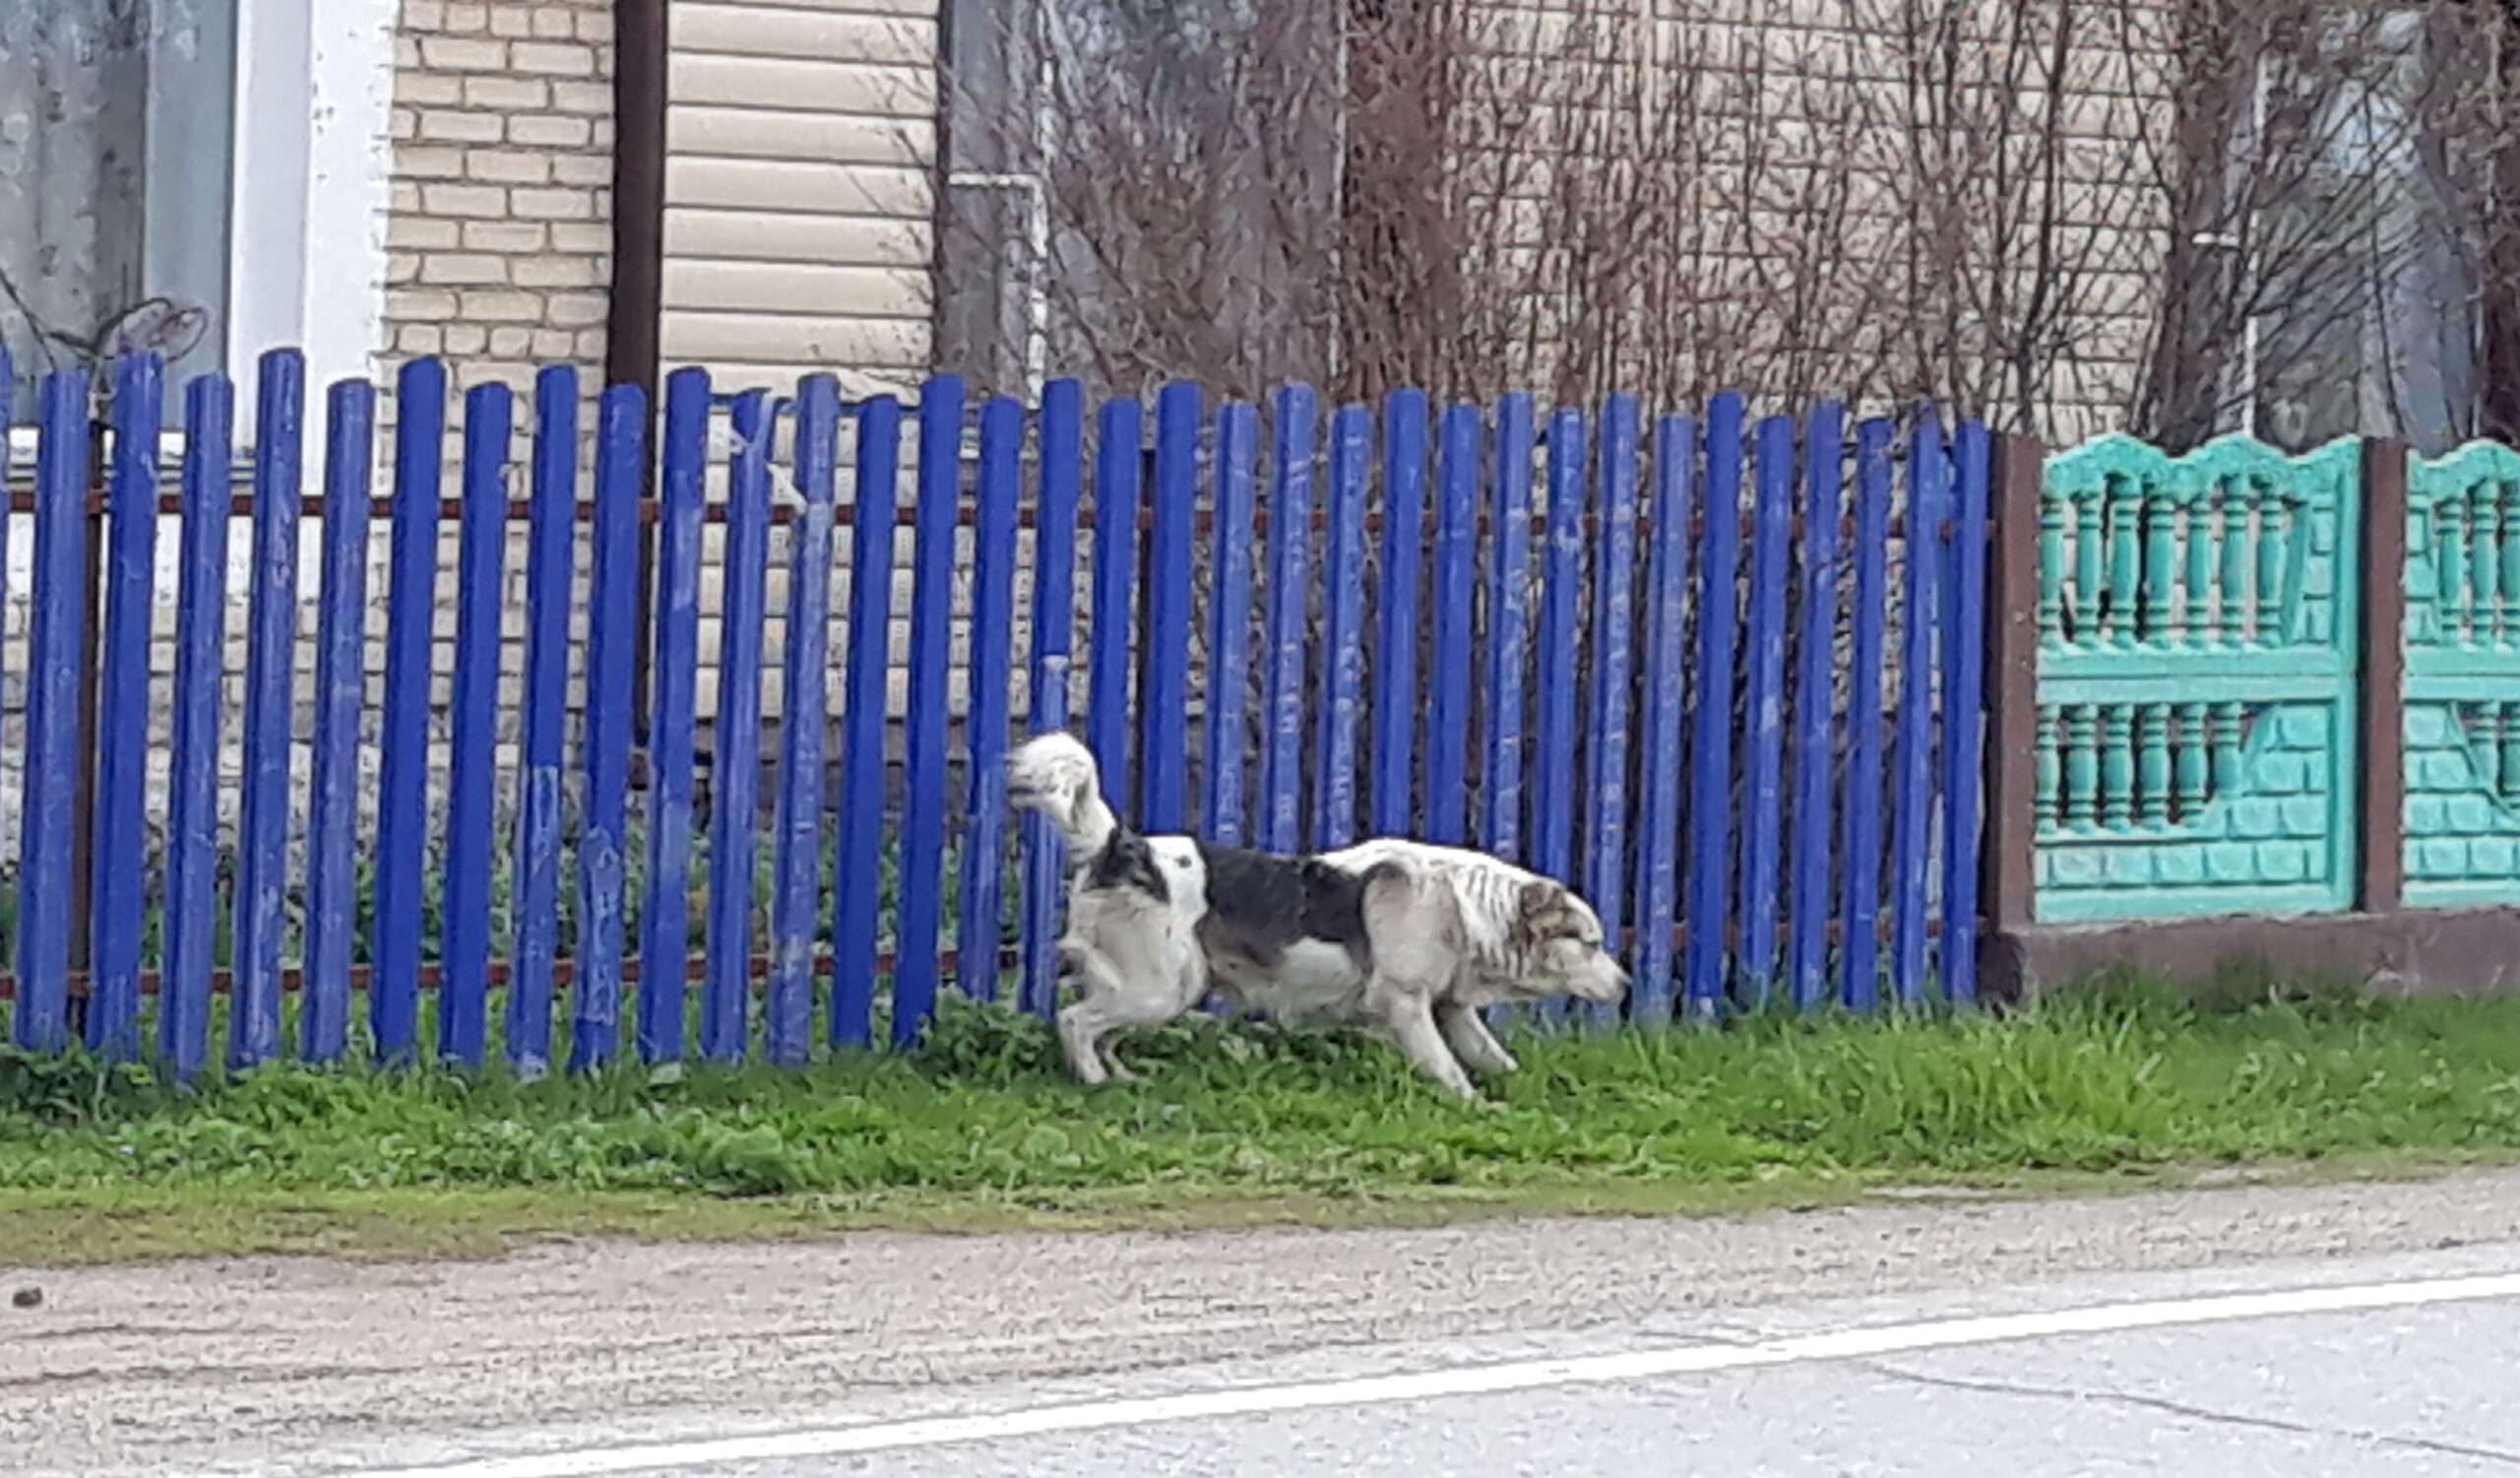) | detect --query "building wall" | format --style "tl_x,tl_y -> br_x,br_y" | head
659,0 -> 940,400
382,0 -> 620,393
